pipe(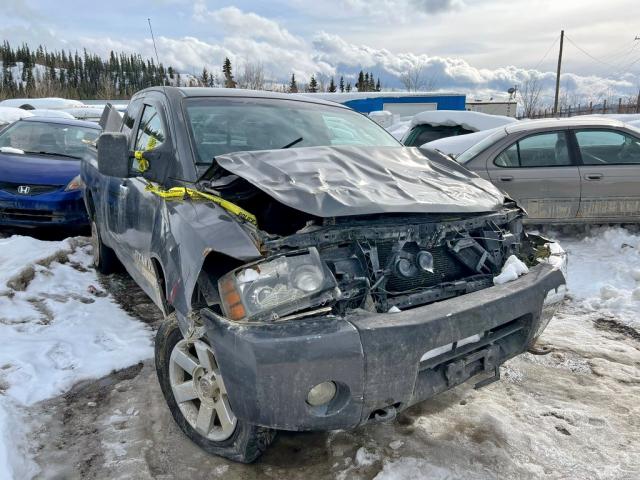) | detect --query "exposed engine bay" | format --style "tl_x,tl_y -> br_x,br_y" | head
196,145 -> 532,322
202,169 -> 528,321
